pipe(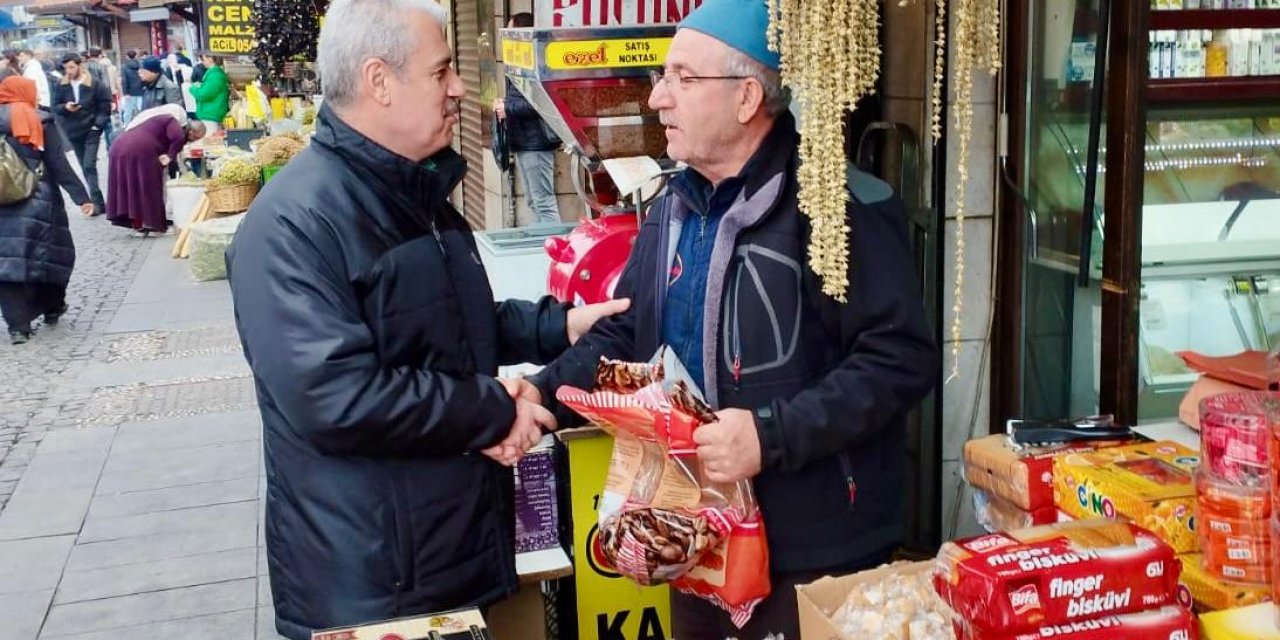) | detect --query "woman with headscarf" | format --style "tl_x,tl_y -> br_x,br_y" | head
0,70 -> 94,344
105,112 -> 205,237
